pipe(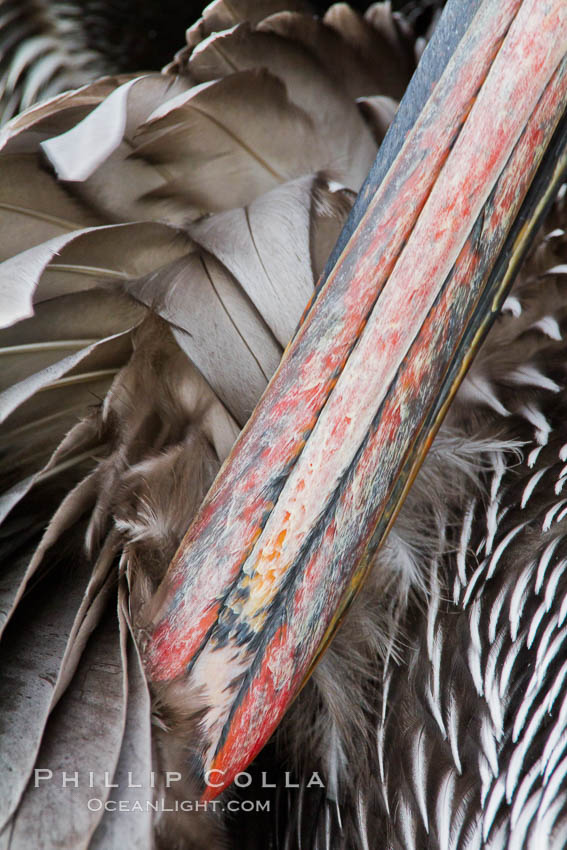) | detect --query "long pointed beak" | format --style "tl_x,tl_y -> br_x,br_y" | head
140,0 -> 567,797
